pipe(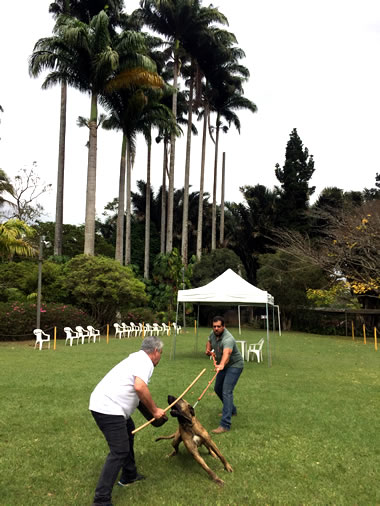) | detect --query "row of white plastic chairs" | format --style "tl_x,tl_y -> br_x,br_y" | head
113,321 -> 182,339
33,325 -> 101,350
